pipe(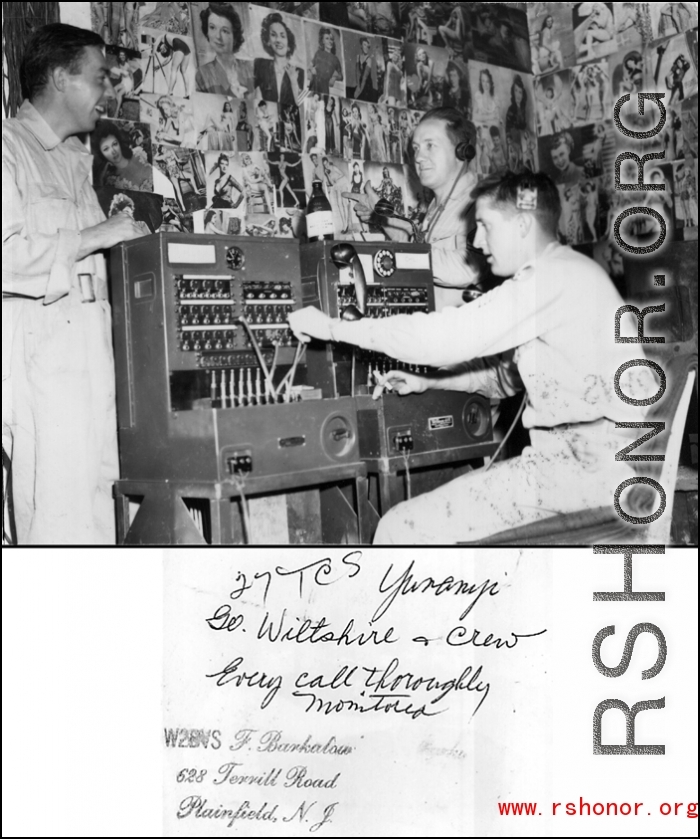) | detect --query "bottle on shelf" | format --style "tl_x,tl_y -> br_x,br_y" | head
305,179 -> 334,242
